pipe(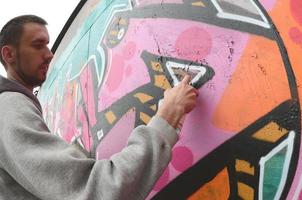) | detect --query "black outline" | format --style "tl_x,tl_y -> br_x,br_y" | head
51,0 -> 87,53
